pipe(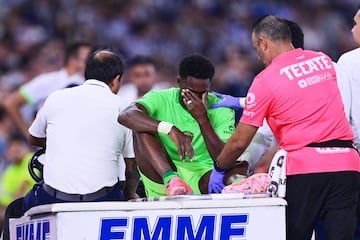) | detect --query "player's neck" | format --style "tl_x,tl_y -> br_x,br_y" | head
270,42 -> 295,63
